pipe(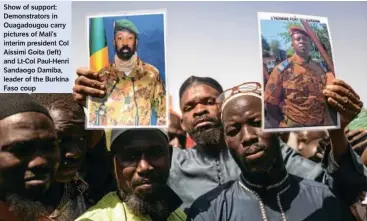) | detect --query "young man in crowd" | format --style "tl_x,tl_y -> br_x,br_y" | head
31,94 -> 116,220
187,82 -> 355,220
76,129 -> 186,221
0,94 -> 60,221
